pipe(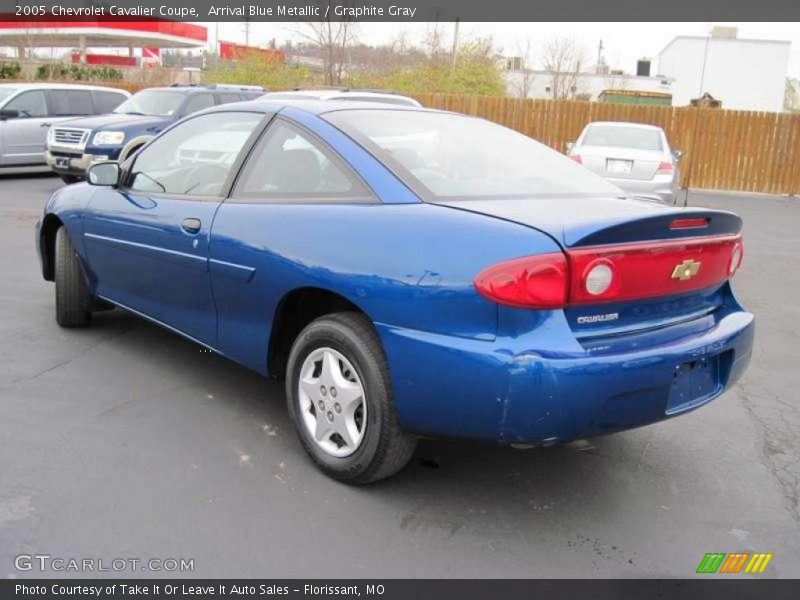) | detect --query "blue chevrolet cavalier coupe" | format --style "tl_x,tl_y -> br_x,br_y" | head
36,99 -> 754,483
